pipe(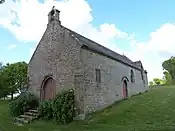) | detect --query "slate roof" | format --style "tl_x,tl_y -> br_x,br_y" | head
65,27 -> 142,70
133,61 -> 143,67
